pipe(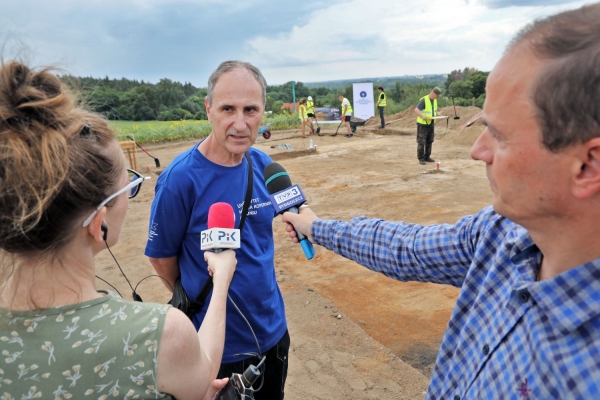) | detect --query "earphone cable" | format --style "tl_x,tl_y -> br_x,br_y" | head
104,239 -> 137,296
94,275 -> 123,297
